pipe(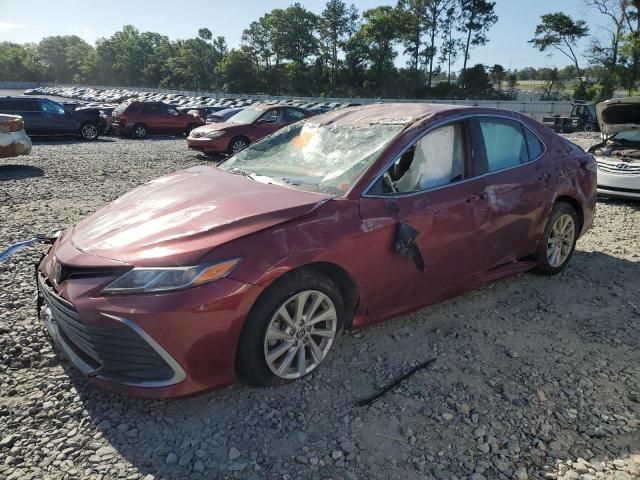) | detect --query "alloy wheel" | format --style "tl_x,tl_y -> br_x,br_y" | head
263,290 -> 337,380
231,139 -> 247,153
134,126 -> 146,138
81,124 -> 98,140
546,213 -> 575,268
